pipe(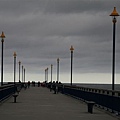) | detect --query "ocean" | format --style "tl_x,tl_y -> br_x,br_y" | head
65,83 -> 120,91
